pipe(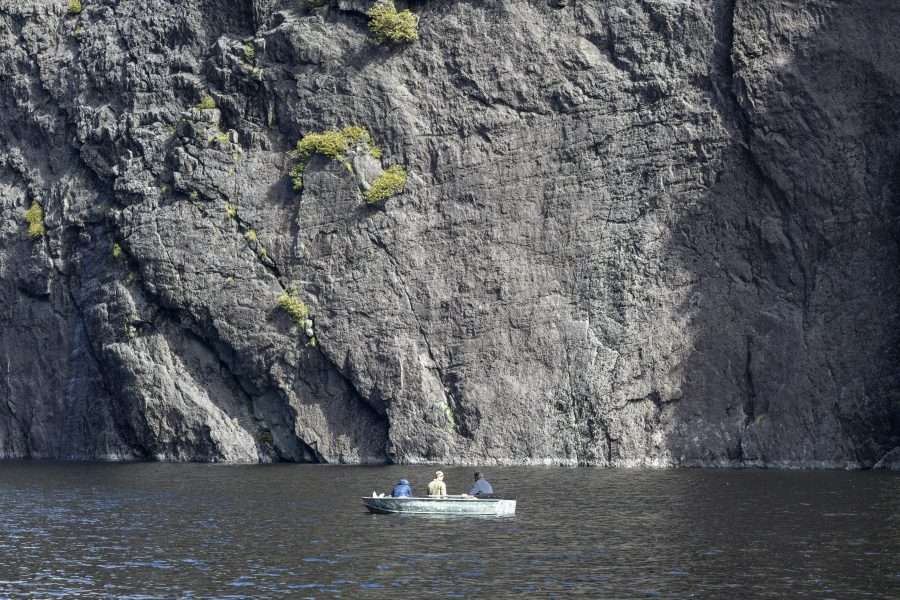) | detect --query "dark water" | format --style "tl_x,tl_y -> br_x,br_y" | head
1,463 -> 899,599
